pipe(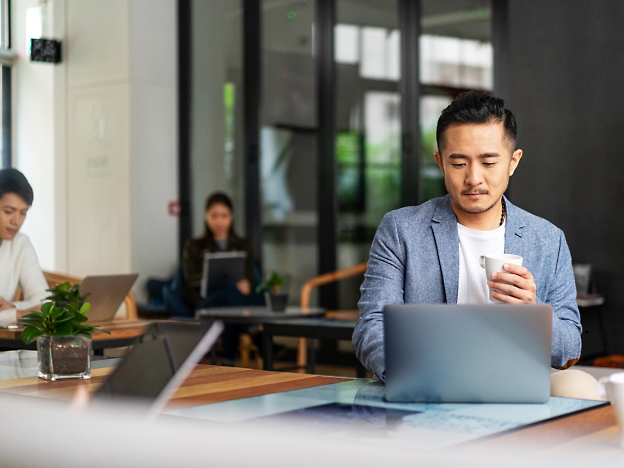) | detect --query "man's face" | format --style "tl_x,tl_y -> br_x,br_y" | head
434,122 -> 522,218
0,193 -> 29,240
